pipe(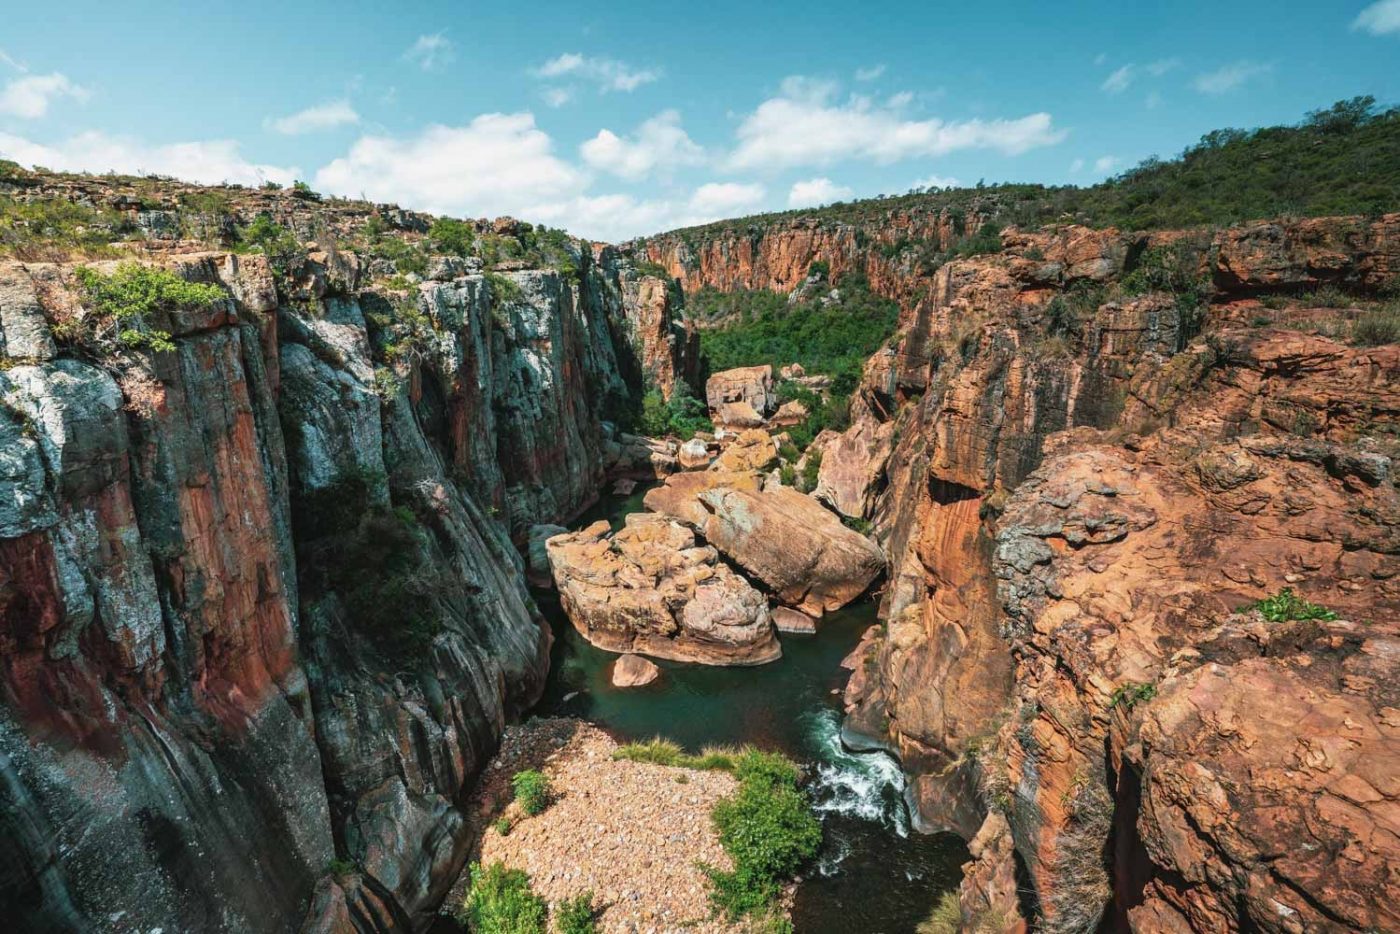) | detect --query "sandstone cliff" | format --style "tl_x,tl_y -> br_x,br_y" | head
0,177 -> 697,933
650,209 -> 1400,931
